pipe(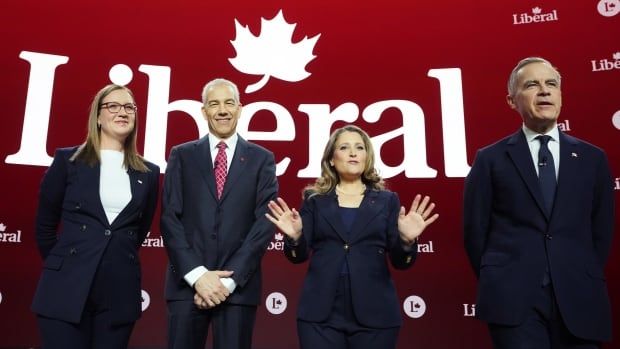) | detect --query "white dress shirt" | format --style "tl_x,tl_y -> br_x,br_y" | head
99,150 -> 132,224
522,124 -> 560,180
